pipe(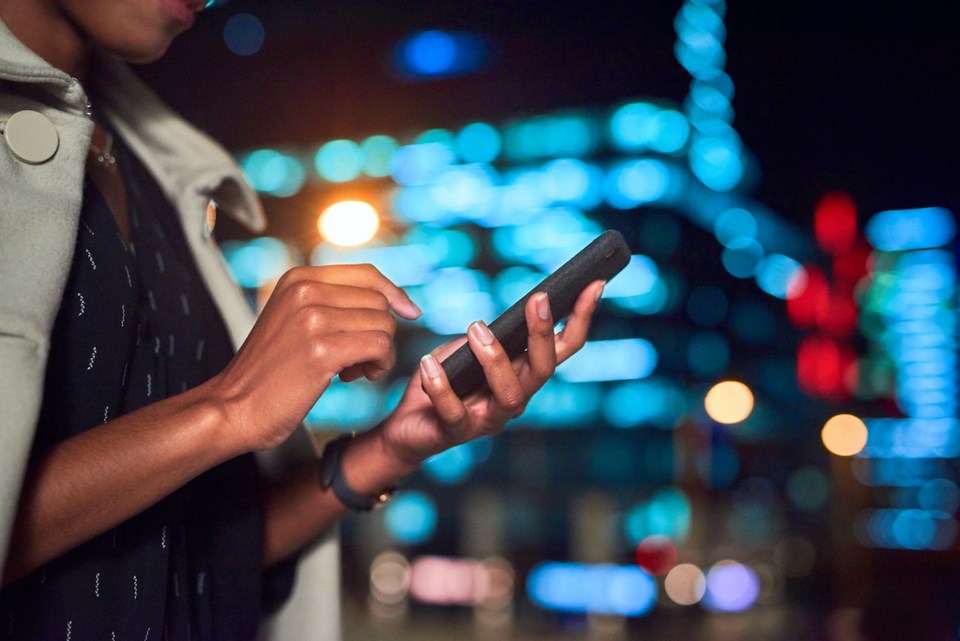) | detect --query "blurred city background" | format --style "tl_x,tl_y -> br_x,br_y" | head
139,1 -> 959,639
